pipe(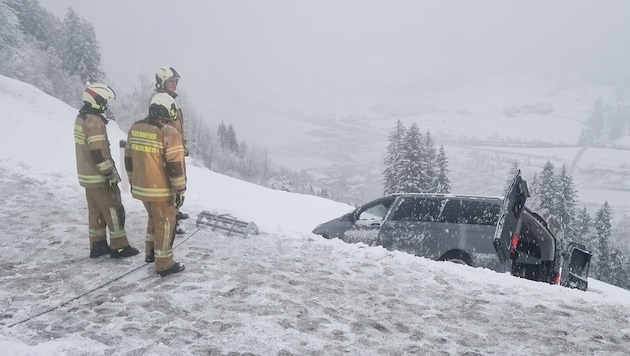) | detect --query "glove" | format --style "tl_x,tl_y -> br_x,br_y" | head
175,191 -> 185,209
105,174 -> 120,189
184,145 -> 190,157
